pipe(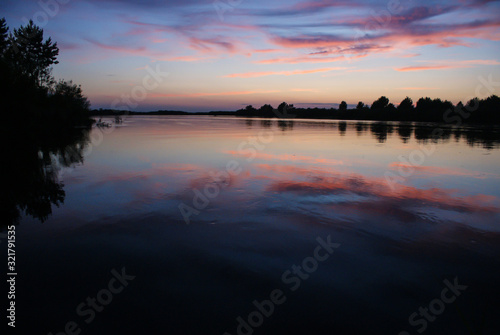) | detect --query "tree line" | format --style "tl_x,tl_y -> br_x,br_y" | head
0,18 -> 93,225
0,18 -> 92,129
235,95 -> 500,124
